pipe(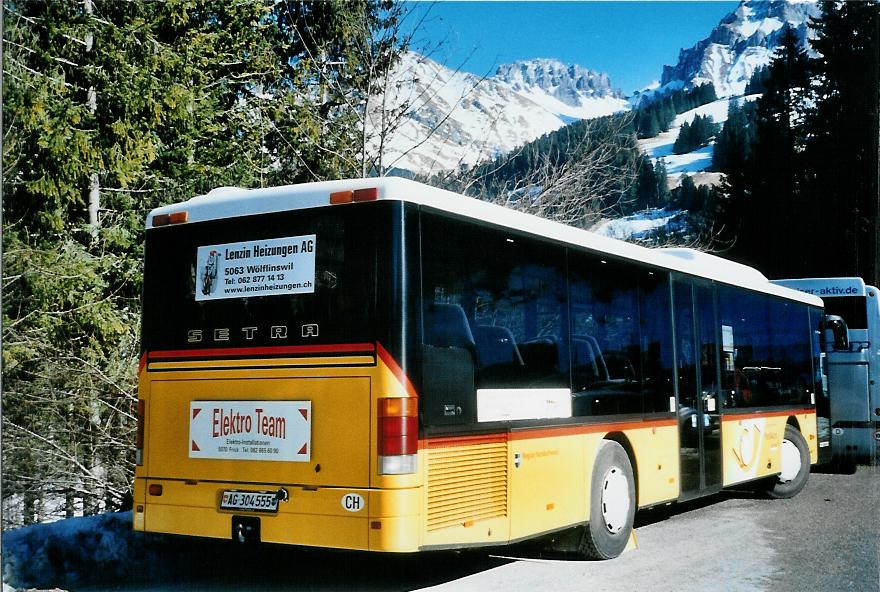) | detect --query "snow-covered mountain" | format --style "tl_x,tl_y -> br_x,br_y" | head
367,53 -> 628,175
372,2 -> 819,179
495,59 -> 619,107
652,0 -> 818,99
